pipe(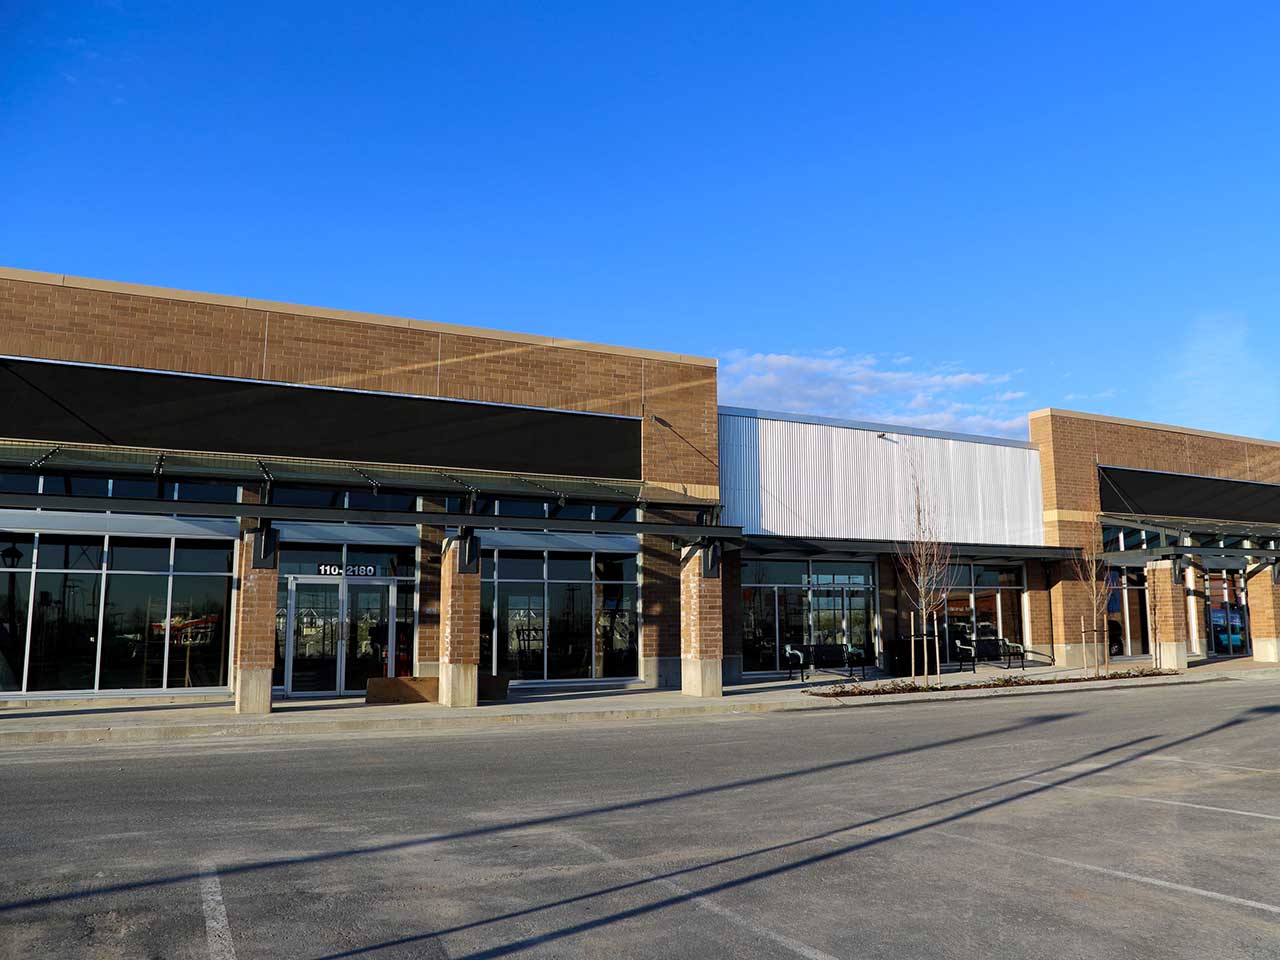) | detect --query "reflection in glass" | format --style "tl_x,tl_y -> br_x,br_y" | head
594,554 -> 636,582
548,582 -> 591,679
480,582 -> 495,675
778,587 -> 807,657
846,592 -> 872,664
499,551 -> 544,581
498,584 -> 544,680
278,544 -> 342,577
175,540 -> 234,573
274,582 -> 288,687
109,538 -> 171,572
99,574 -> 168,689
38,536 -> 105,570
291,582 -> 340,692
167,576 -> 231,688
346,545 -> 416,577
394,586 -> 415,677
943,591 -> 972,662
0,567 -> 30,691
596,583 -> 637,678
810,589 -> 844,667
742,586 -> 777,672
345,584 -> 389,691
28,572 -> 101,691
